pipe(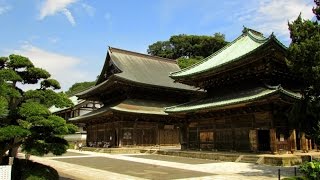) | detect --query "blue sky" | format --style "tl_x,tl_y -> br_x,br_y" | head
0,0 -> 315,90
